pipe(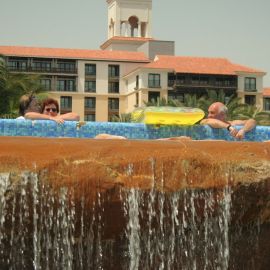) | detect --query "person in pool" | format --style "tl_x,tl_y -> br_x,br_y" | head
25,98 -> 79,123
16,94 -> 41,120
200,102 -> 256,140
